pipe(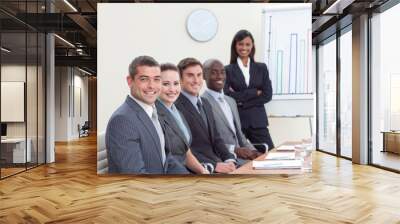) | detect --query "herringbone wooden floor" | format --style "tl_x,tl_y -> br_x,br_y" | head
1,135 -> 400,223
